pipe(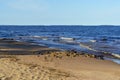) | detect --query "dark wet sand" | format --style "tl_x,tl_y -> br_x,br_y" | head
0,39 -> 59,55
